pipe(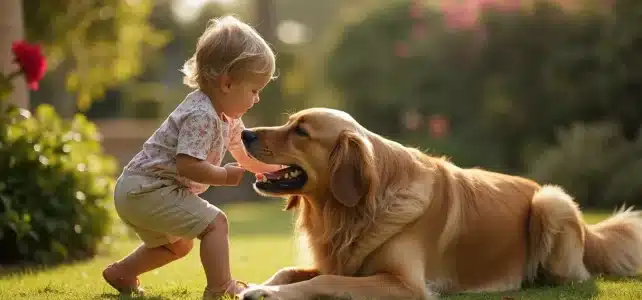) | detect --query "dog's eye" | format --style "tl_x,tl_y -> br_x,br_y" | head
294,125 -> 309,137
